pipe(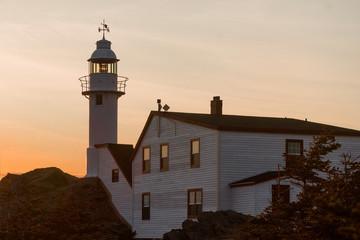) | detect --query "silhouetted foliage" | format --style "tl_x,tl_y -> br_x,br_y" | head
317,153 -> 360,240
